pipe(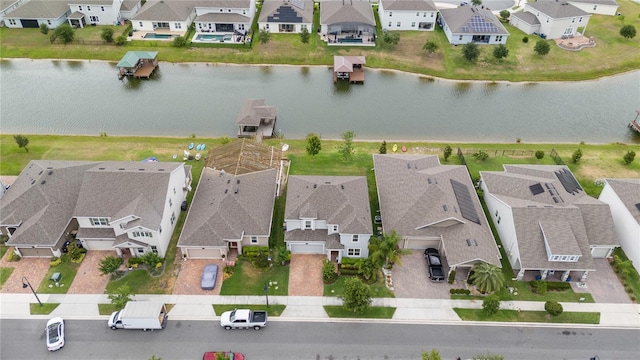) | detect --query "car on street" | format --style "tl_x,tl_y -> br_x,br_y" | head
201,264 -> 218,290
424,248 -> 445,282
46,317 -> 65,351
203,351 -> 245,360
